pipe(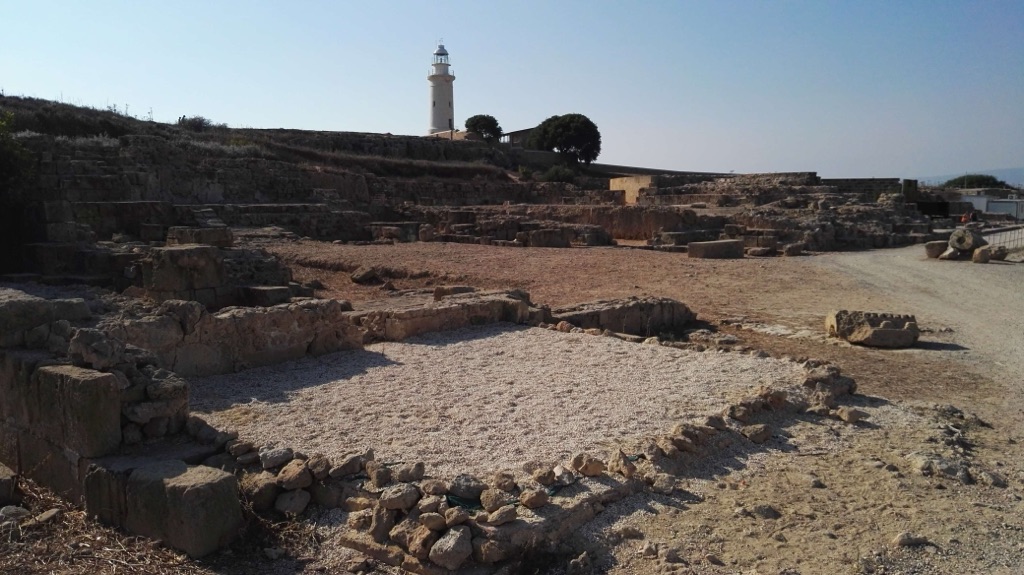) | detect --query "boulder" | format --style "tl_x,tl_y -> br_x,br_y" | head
68,329 -> 126,371
488,505 -> 517,525
124,461 -> 242,558
429,526 -> 473,570
741,424 -> 772,444
990,245 -> 1009,261
972,246 -> 991,263
305,454 -> 331,480
519,489 -> 550,509
350,266 -> 379,284
571,453 -> 606,477
480,488 -> 512,513
260,447 -> 293,470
